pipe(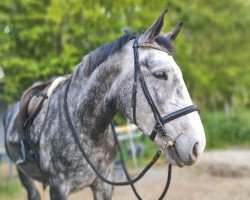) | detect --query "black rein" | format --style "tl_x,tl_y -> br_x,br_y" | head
64,77 -> 164,186
63,36 -> 199,199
